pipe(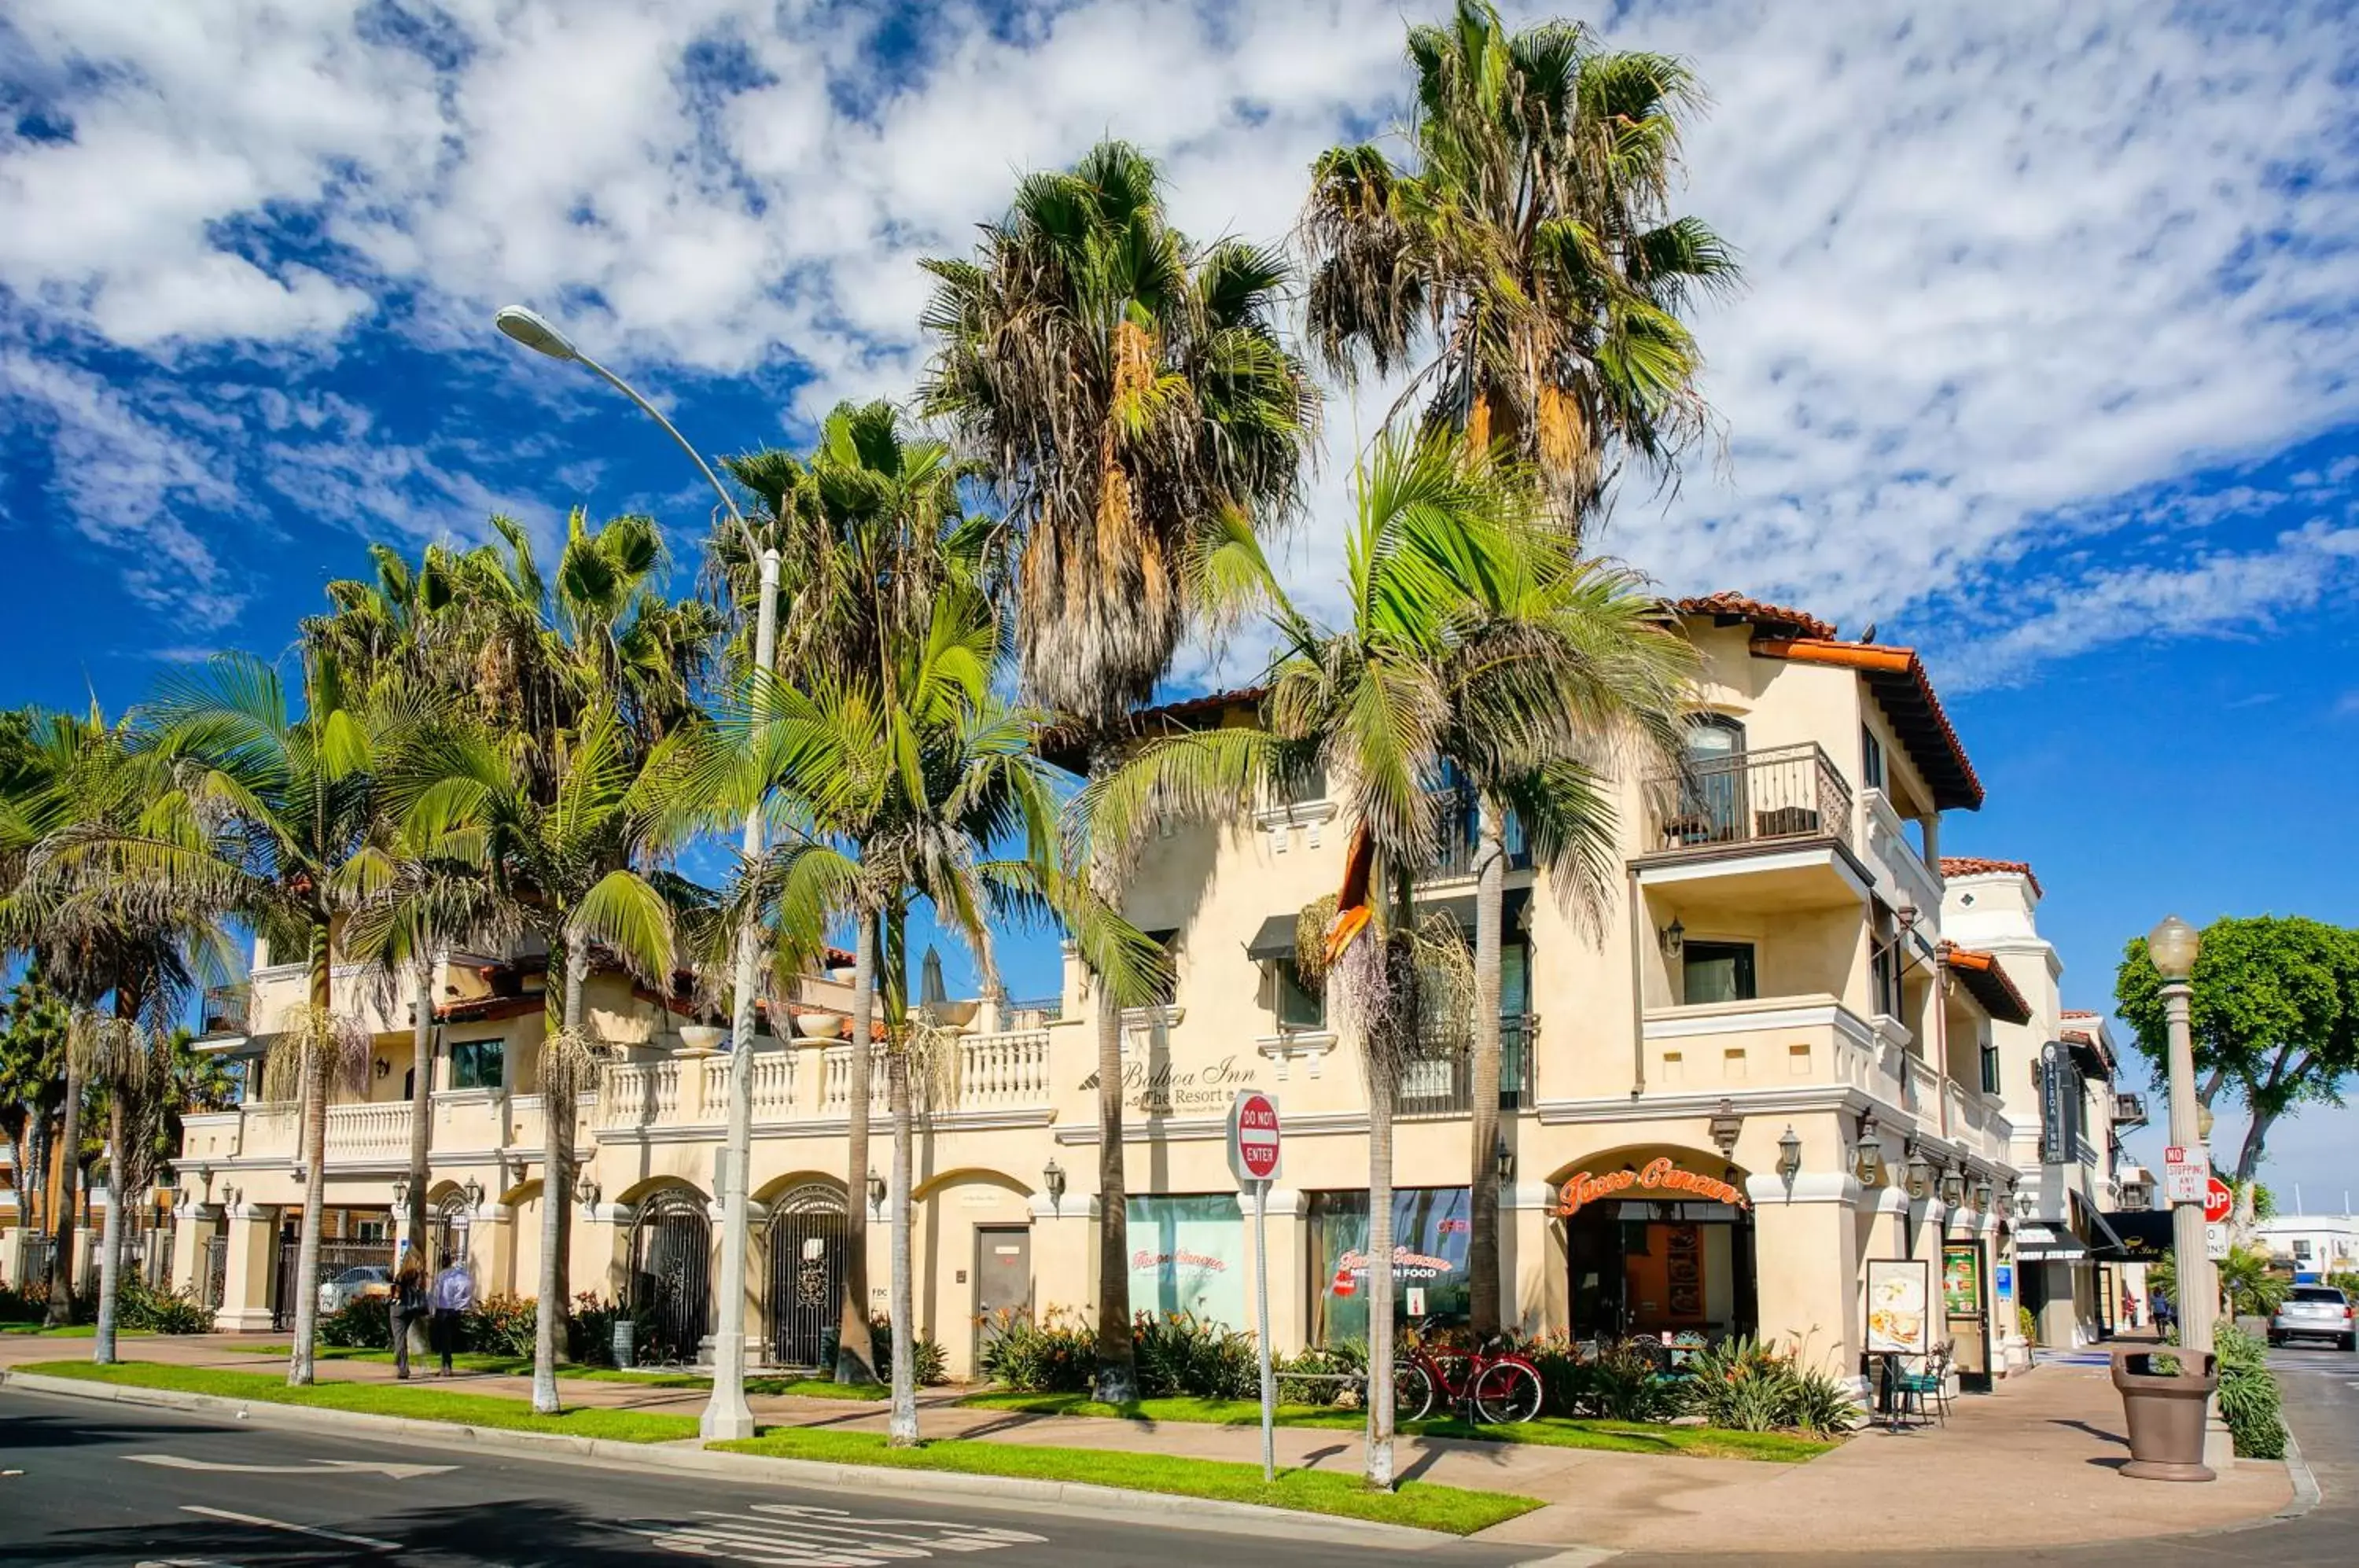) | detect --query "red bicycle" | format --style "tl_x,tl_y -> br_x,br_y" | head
1393,1324 -> 1544,1423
